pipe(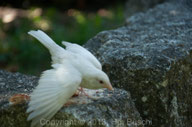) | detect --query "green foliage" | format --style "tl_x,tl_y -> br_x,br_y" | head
0,5 -> 124,75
